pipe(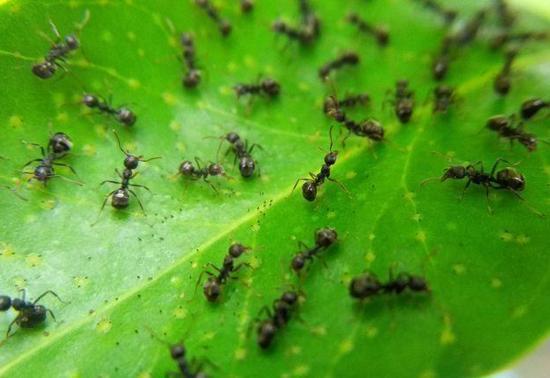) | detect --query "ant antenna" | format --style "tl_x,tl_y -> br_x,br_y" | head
112,129 -> 128,156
